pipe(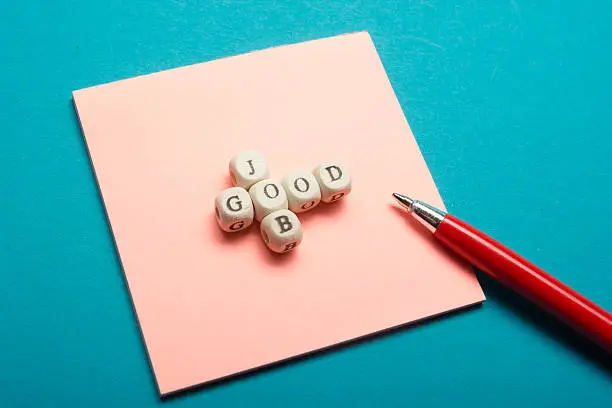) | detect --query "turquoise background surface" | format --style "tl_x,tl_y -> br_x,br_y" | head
1,1 -> 611,406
